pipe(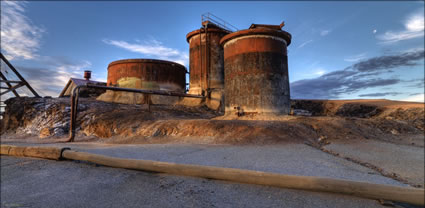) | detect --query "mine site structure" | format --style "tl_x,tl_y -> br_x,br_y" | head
0,53 -> 40,119
67,83 -> 204,142
0,53 -> 40,98
199,12 -> 238,95
61,13 -> 293,142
